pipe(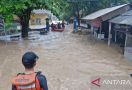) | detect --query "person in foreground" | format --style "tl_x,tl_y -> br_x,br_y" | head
12,52 -> 48,90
